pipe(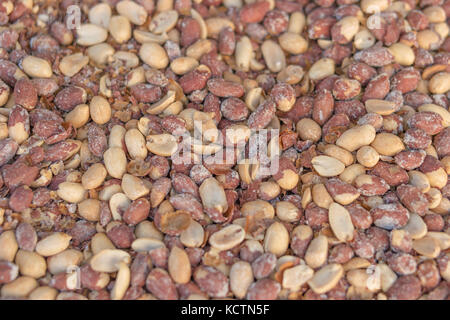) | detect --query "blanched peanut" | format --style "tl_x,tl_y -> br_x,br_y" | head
65,104 -> 90,128
170,57 -> 199,75
29,286 -> 58,300
168,247 -> 191,284
336,125 -> 376,152
78,199 -> 101,221
230,261 -> 253,299
109,15 -> 132,43
90,96 -> 111,125
388,43 -> 415,66
209,224 -> 245,251
279,32 -> 308,55
1,277 -> 38,298
89,3 -> 111,28
371,133 -> 405,156
311,156 -> 345,177
305,235 -> 328,269
308,58 -> 335,81
59,53 -> 89,77
121,174 -> 150,200
22,56 -> 52,78
125,129 -> 147,160
15,250 -> 46,278
356,146 -> 379,168
321,144 -> 354,167
297,118 -> 321,142
312,184 -> 333,209
57,182 -> 86,203
0,231 -> 18,262
35,233 -> 72,257
428,72 -> 450,95
76,24 -> 108,46
329,203 -> 354,242
261,40 -> 286,73
116,0 -> 147,25
104,147 -> 127,179
264,222 -> 289,257
139,43 -> 169,69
